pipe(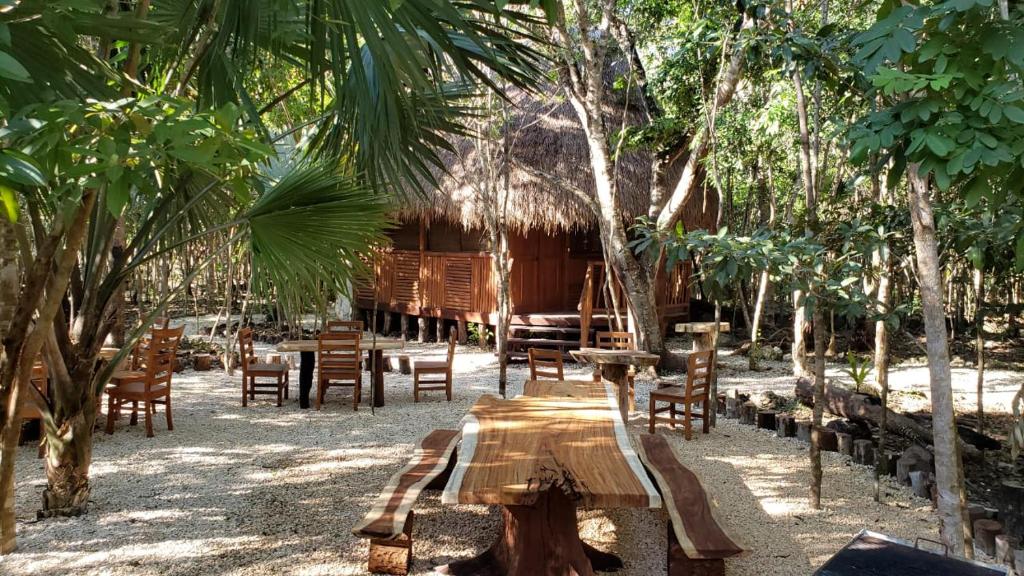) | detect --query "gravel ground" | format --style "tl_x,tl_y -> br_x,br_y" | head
1,334 -> 952,576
